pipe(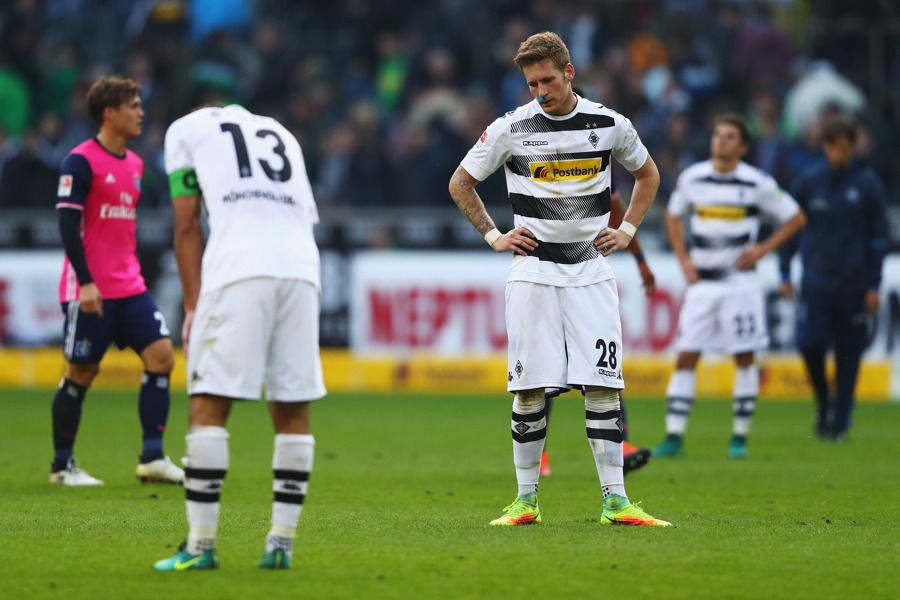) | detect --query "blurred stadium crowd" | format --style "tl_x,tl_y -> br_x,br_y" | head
1,0 -> 899,224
